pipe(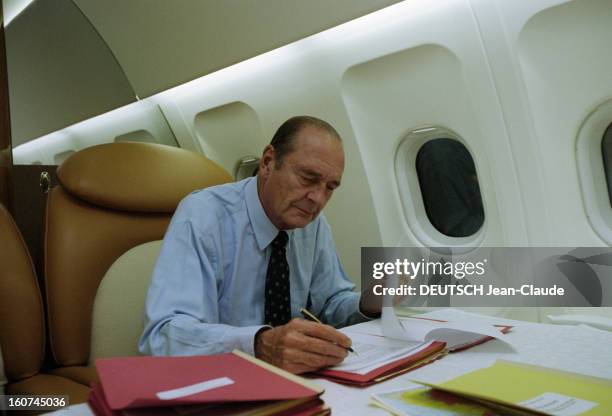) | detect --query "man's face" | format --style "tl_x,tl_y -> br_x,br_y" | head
258,126 -> 344,230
